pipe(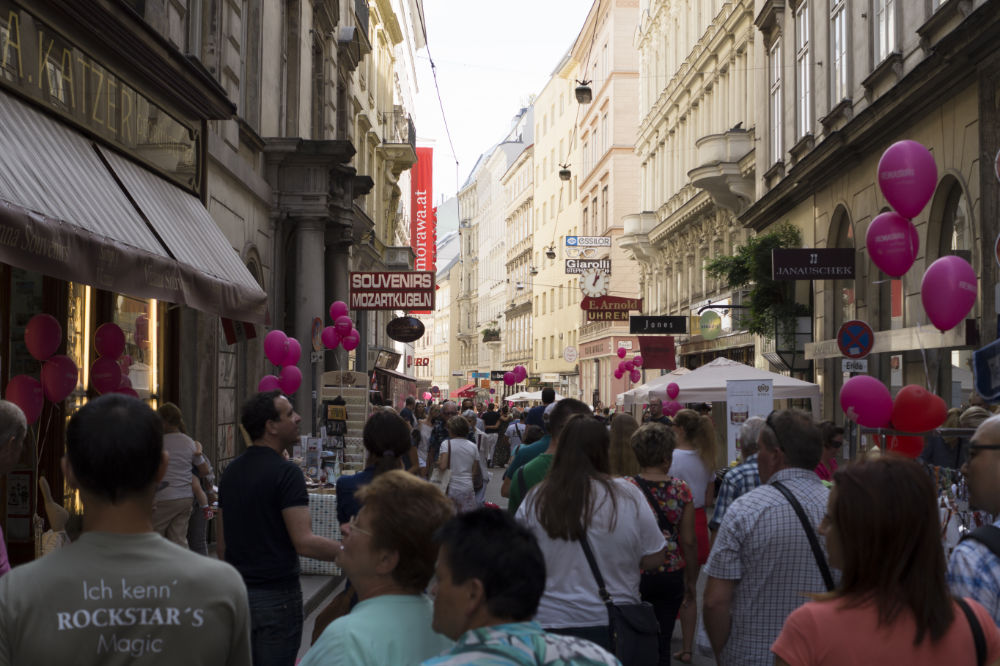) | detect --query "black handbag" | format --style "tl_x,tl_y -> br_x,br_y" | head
579,534 -> 659,666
